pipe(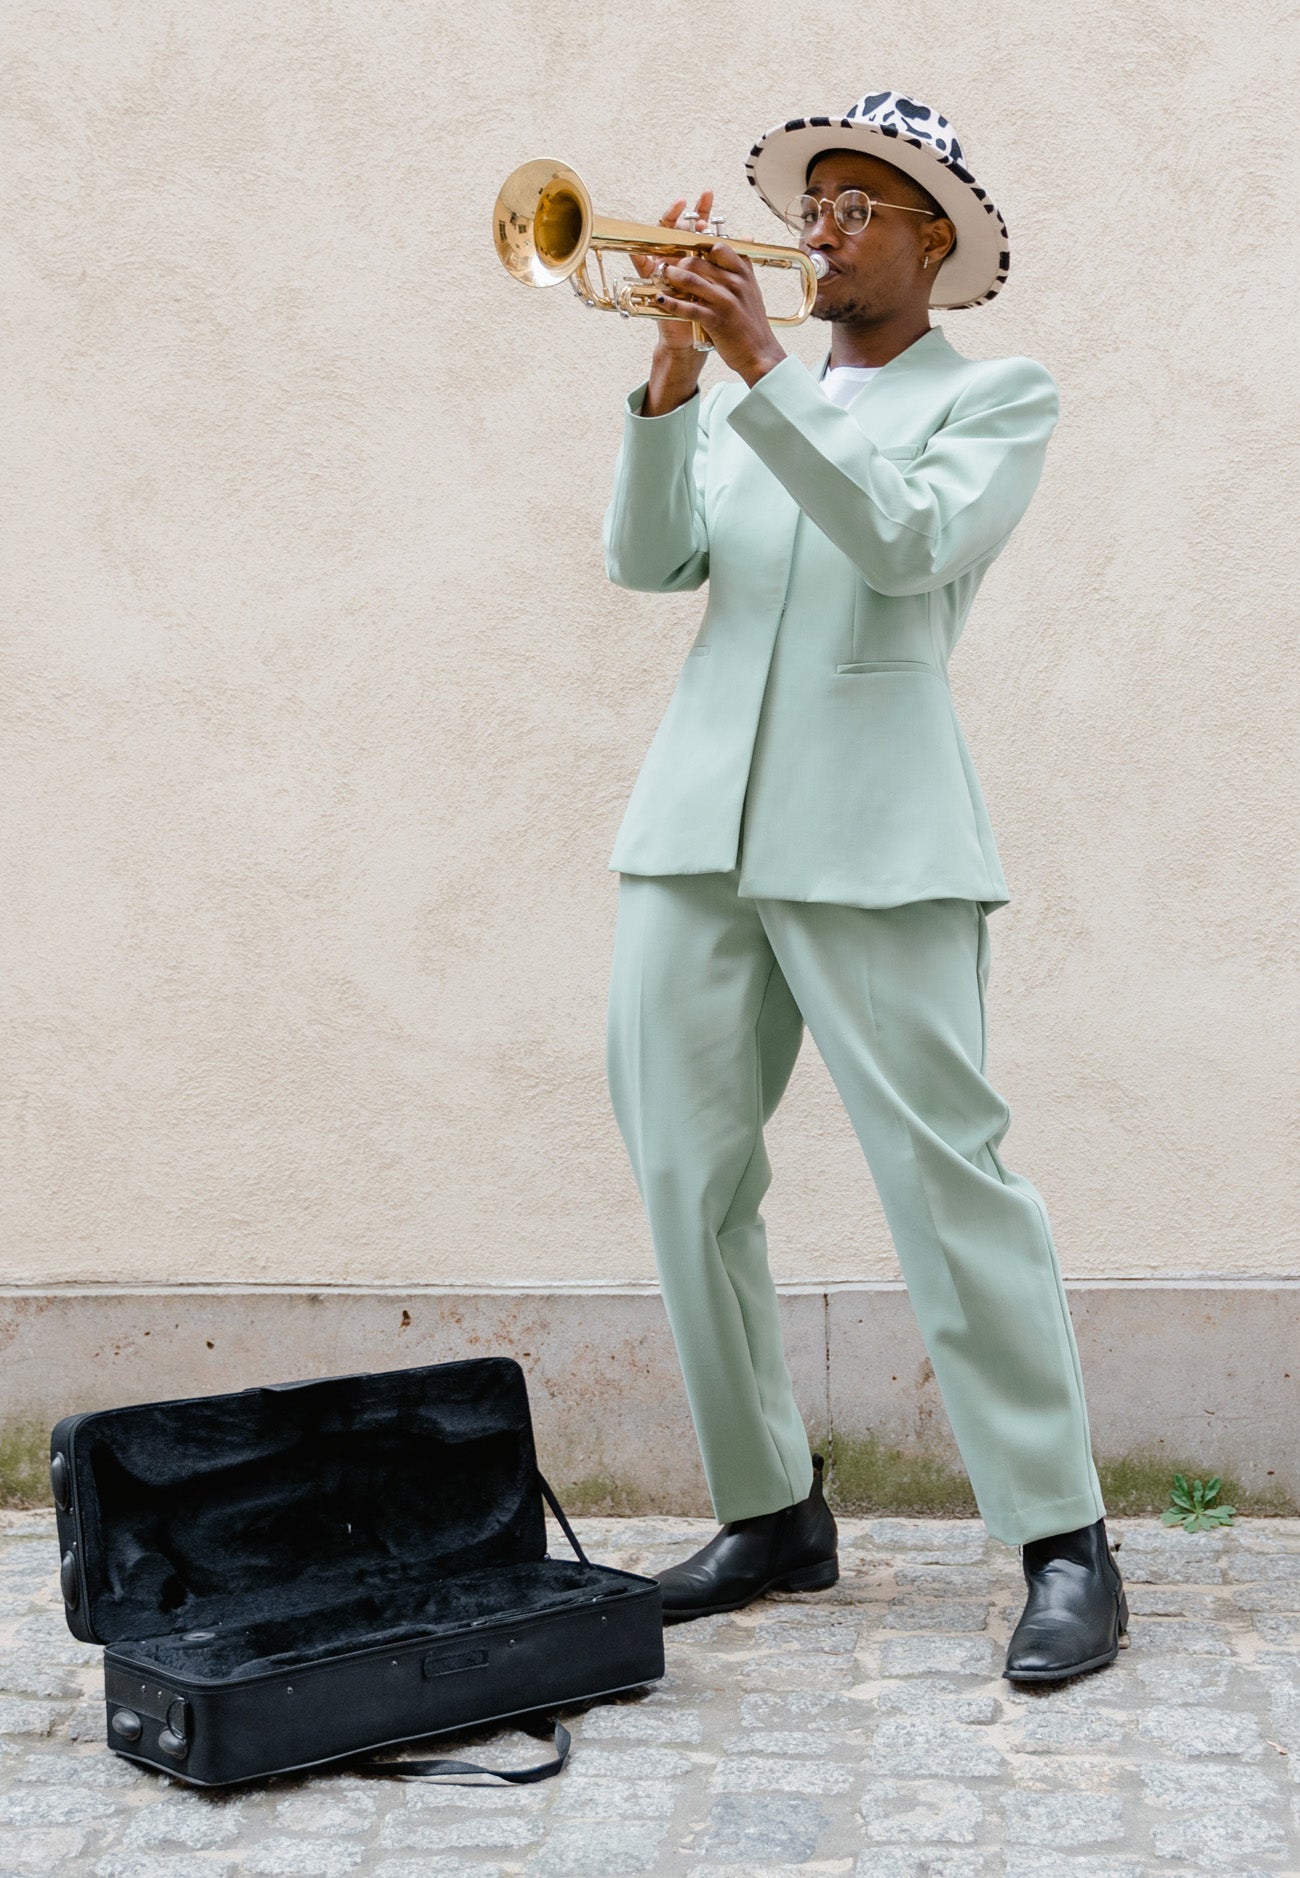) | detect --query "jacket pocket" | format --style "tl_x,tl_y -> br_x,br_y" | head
835,659 -> 936,674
